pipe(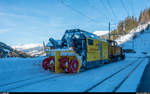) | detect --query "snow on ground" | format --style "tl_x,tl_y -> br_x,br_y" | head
115,24 -> 150,92
121,24 -> 150,57
0,58 -> 139,92
117,59 -> 148,92
89,58 -> 147,92
0,22 -> 150,92
0,57 -> 45,86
